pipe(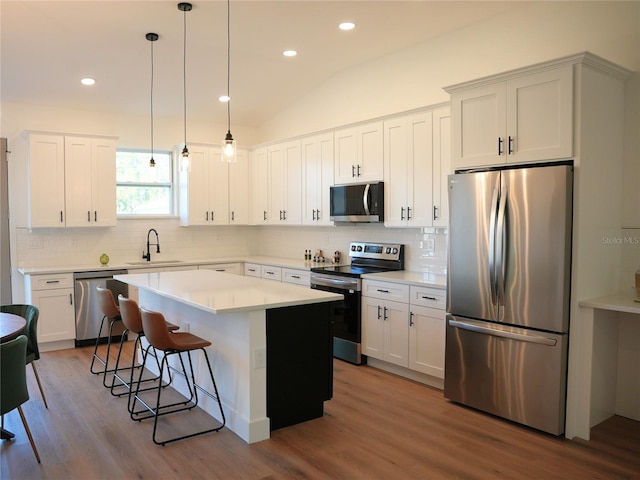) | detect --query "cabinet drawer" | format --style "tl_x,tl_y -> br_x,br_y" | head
410,286 -> 446,310
244,263 -> 261,277
362,280 -> 409,302
261,265 -> 282,281
28,273 -> 74,291
282,268 -> 310,286
199,263 -> 242,275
